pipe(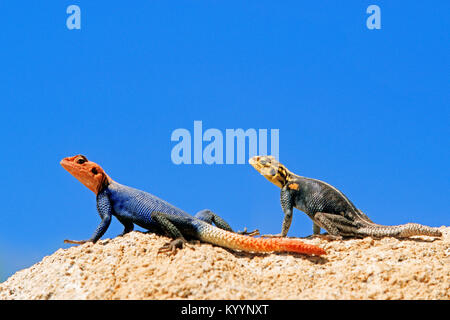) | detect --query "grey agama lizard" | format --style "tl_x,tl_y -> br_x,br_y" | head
249,155 -> 442,239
